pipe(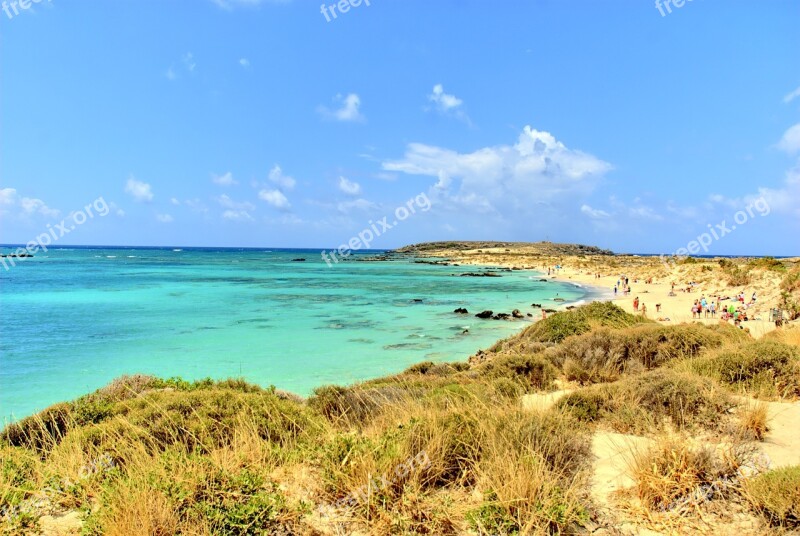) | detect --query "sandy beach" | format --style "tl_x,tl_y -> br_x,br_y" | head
395,243 -> 797,339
